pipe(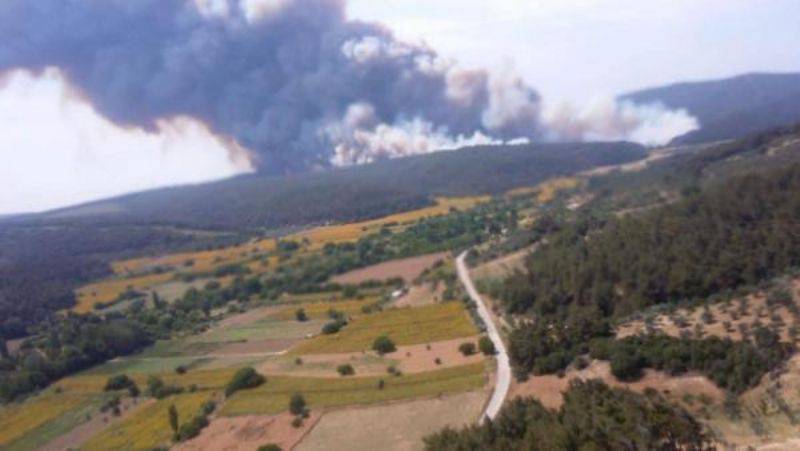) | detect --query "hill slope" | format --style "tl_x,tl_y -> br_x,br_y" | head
621,73 -> 800,144
33,141 -> 646,231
